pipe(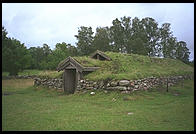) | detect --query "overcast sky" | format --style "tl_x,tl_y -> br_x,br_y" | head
2,3 -> 194,60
